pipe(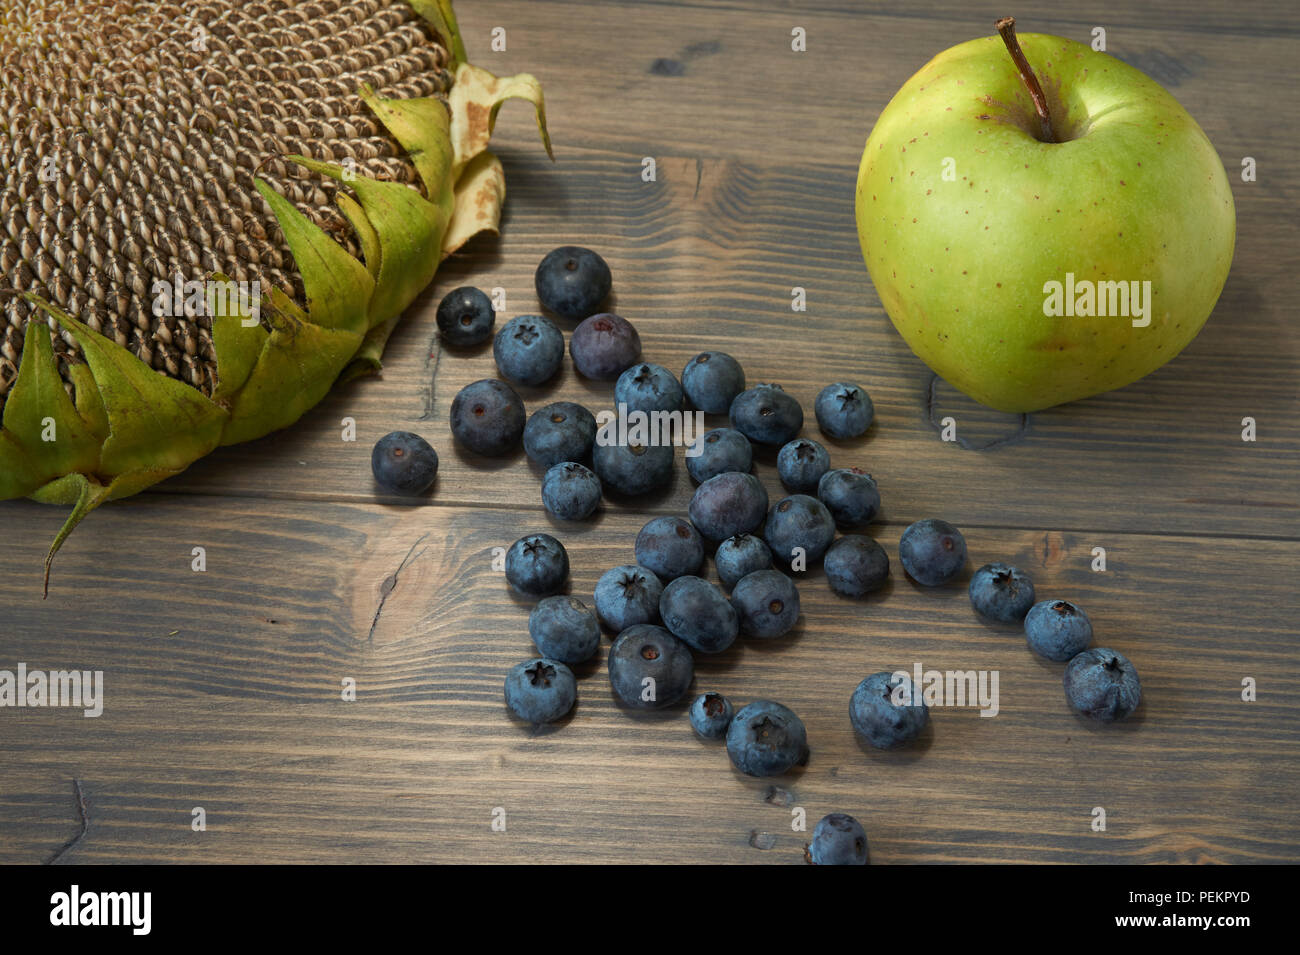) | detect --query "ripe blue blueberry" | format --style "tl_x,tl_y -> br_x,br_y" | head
764,494 -> 835,567
541,462 -> 601,521
635,516 -> 704,581
493,314 -> 564,386
436,286 -> 495,346
593,564 -> 664,632
535,246 -> 612,320
504,658 -> 577,724
660,576 -> 738,654
823,535 -> 890,598
808,813 -> 869,865
730,569 -> 800,639
689,692 -> 734,740
1063,648 -> 1141,722
505,534 -> 569,597
729,383 -> 804,446
592,439 -> 673,496
681,351 -> 746,414
815,382 -> 874,439
898,518 -> 967,586
968,563 -> 1036,623
817,468 -> 881,528
777,438 -> 830,493
371,431 -> 438,495
688,471 -> 768,541
450,379 -> 526,457
714,534 -> 773,590
1025,599 -> 1093,661
528,596 -> 601,665
569,312 -> 641,380
850,671 -> 929,749
523,401 -> 597,468
726,701 -> 809,777
615,363 -> 683,414
685,428 -> 752,484
607,625 -> 694,709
